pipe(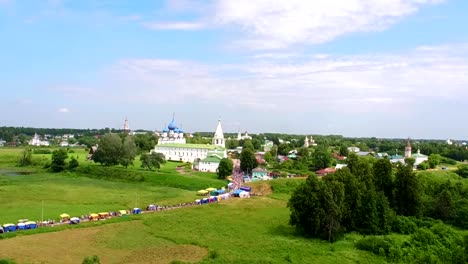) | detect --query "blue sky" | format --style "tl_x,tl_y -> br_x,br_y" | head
1,0 -> 467,139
